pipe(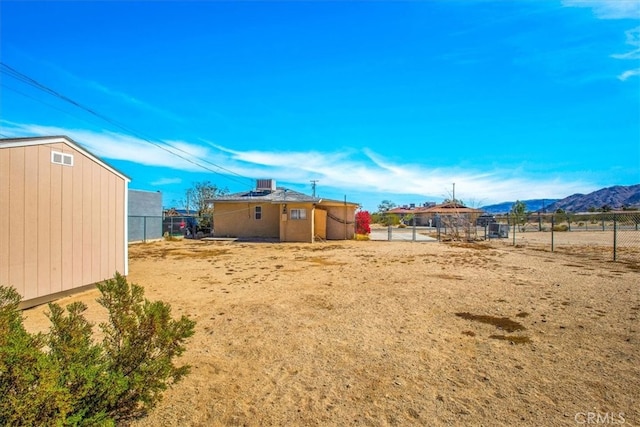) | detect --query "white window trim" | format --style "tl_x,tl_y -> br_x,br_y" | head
51,150 -> 74,166
290,208 -> 307,220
